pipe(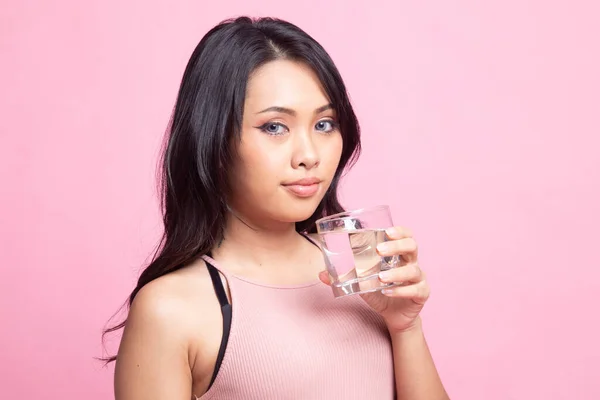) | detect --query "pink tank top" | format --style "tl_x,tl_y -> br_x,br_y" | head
198,254 -> 395,399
